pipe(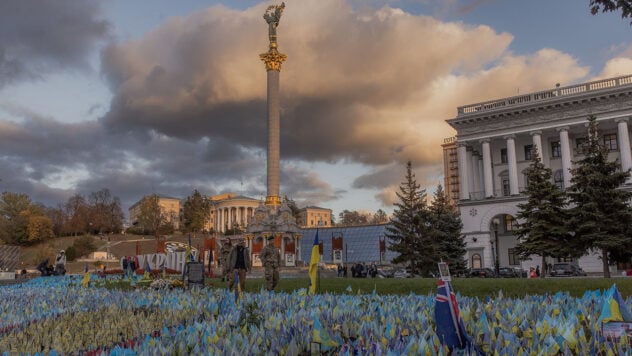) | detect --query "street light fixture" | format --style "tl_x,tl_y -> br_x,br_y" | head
492,217 -> 500,276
